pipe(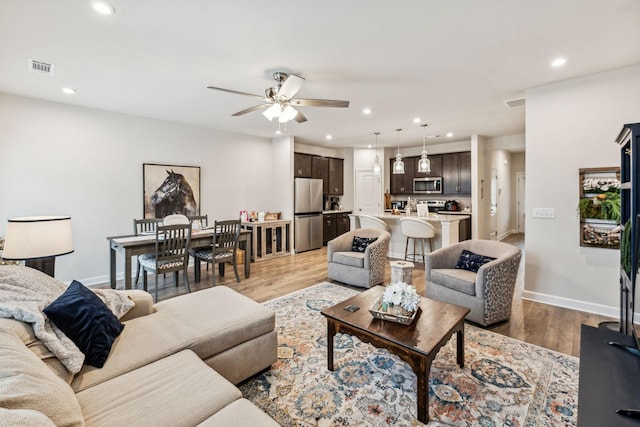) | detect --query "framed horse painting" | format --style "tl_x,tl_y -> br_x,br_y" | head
143,163 -> 201,219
